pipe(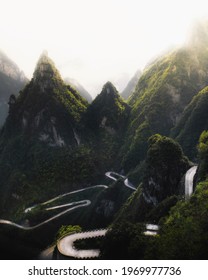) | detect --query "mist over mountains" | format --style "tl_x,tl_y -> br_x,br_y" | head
121,69 -> 142,100
1,21 -> 208,260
